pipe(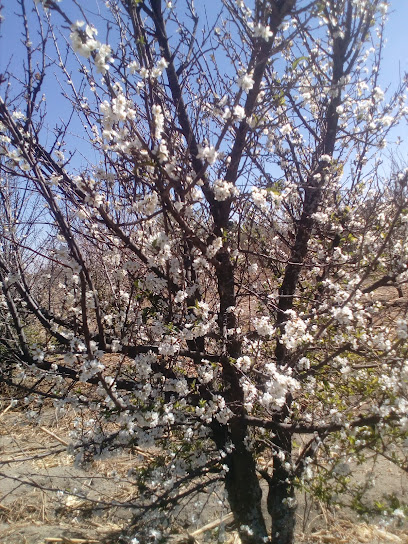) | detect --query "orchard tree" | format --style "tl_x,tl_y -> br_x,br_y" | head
1,0 -> 408,543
